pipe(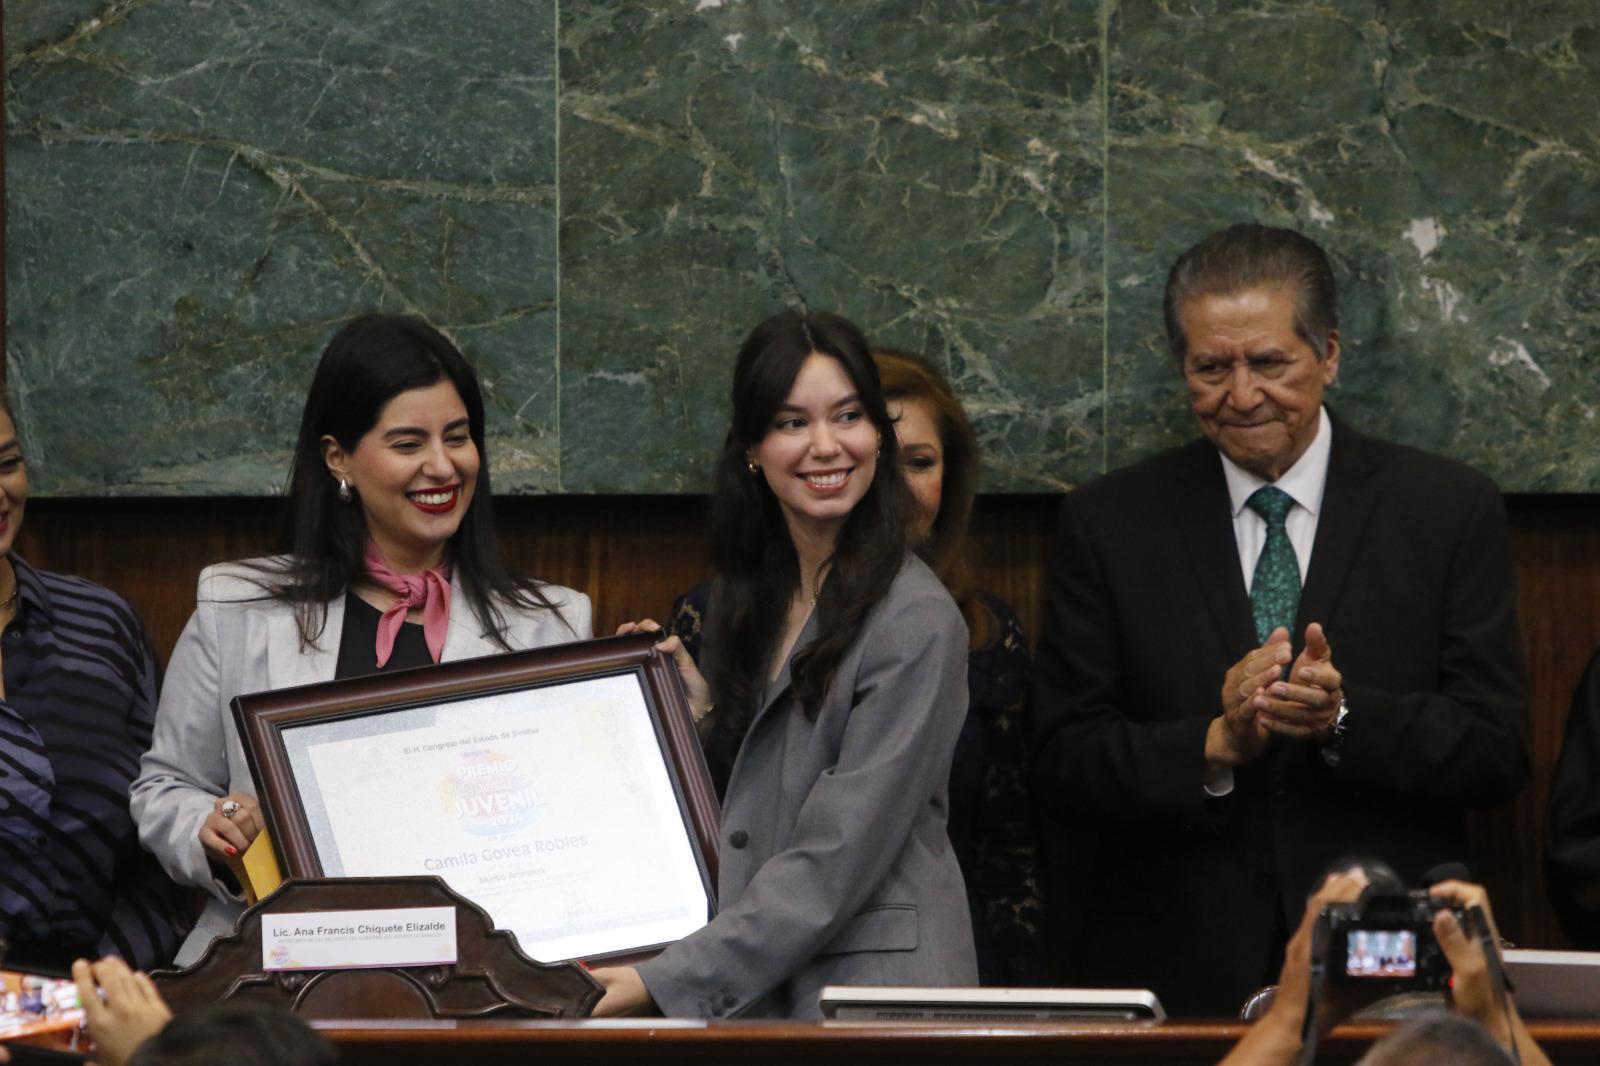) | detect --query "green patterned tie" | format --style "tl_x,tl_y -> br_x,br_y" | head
1247,486 -> 1301,644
